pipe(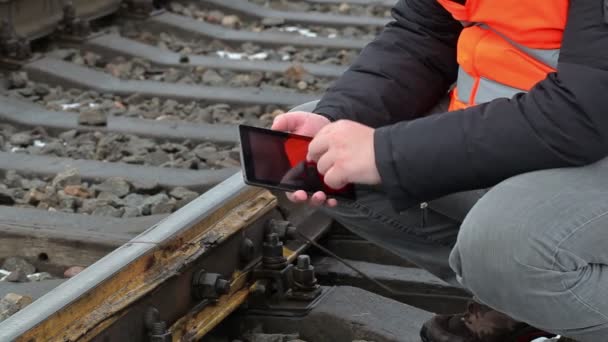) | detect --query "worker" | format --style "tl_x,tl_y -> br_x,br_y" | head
272,0 -> 608,341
